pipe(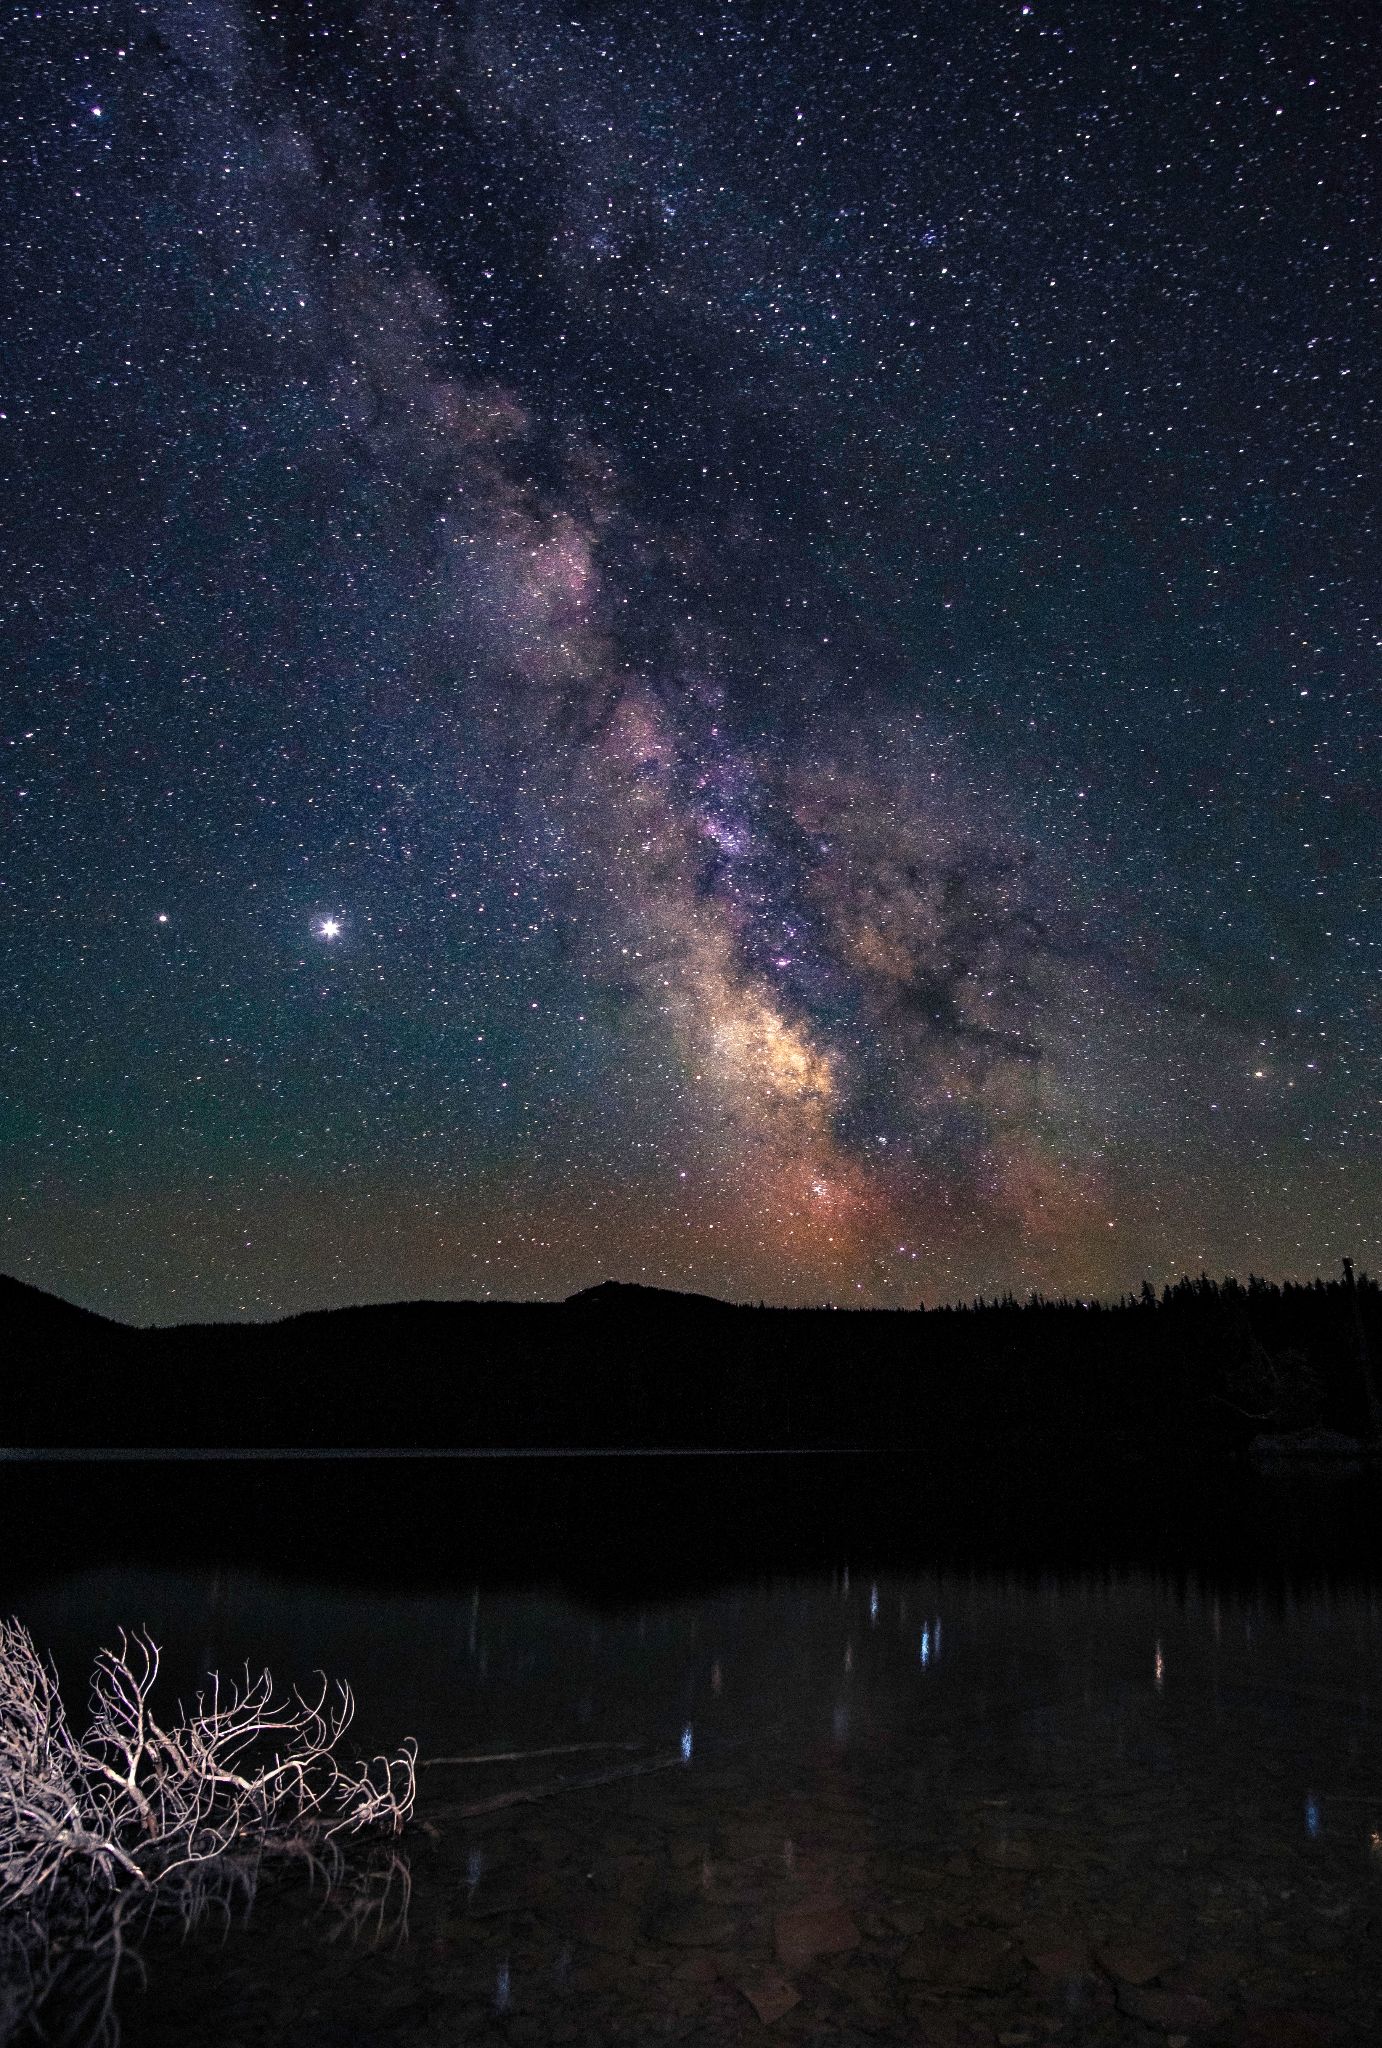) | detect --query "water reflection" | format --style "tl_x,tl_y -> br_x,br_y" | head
9,1551 -> 1382,2043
